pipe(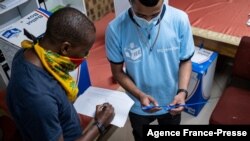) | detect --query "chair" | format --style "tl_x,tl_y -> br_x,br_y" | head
0,89 -> 22,141
209,36 -> 250,124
